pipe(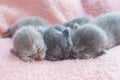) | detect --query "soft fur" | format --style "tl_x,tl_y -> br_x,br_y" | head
11,27 -> 47,62
43,25 -> 73,61
64,16 -> 93,29
71,12 -> 120,59
2,16 -> 50,38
